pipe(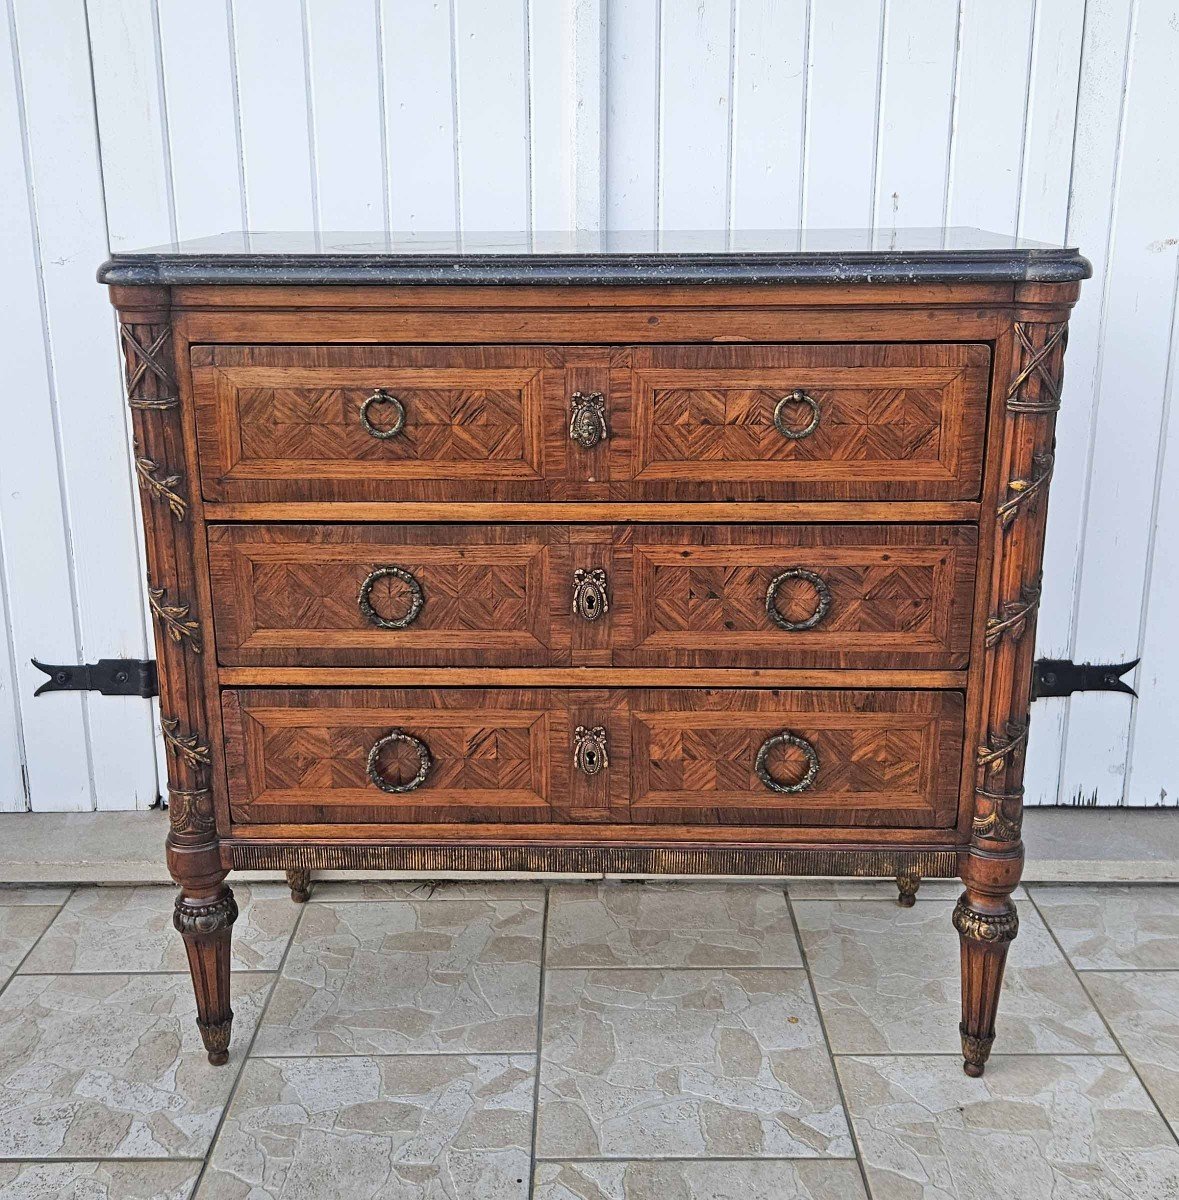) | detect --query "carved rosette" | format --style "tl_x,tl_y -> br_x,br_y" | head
972,317 -> 1069,849
113,289 -> 214,852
